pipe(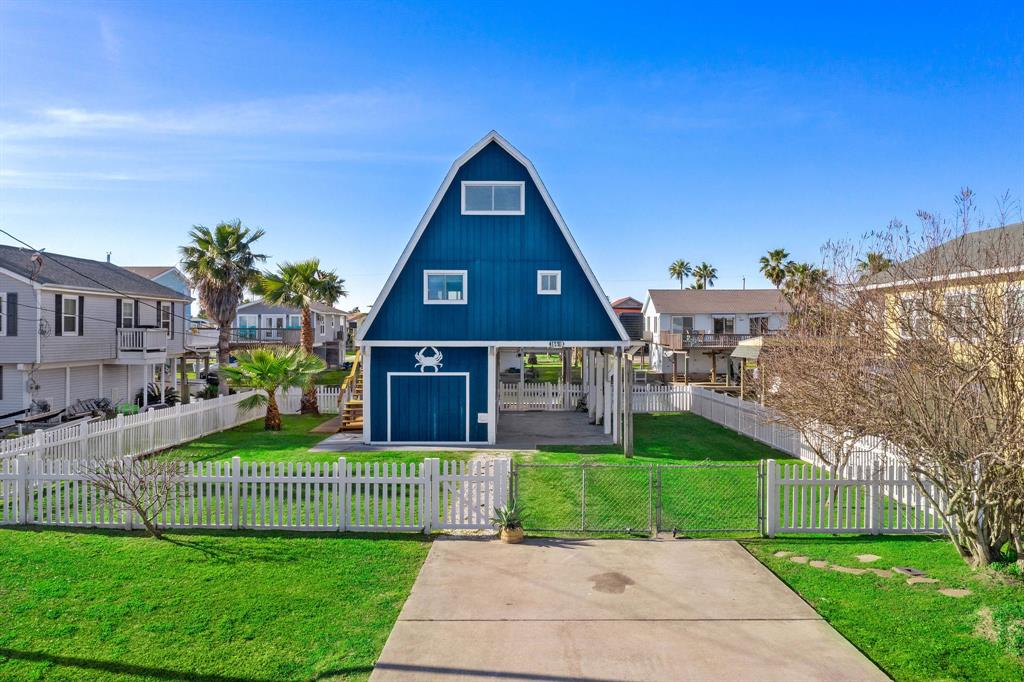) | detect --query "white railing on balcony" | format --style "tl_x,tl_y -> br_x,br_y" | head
117,328 -> 168,355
